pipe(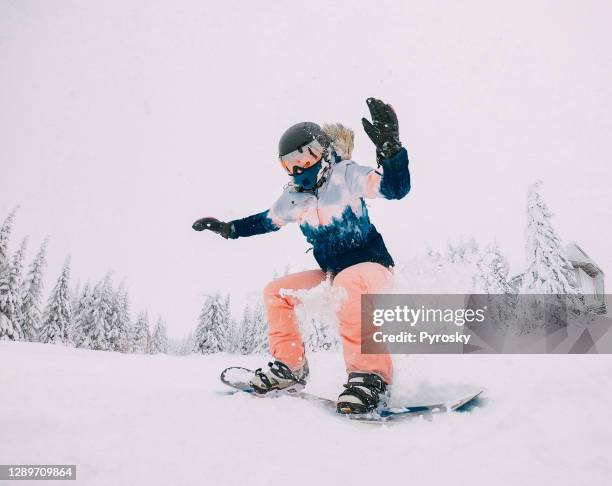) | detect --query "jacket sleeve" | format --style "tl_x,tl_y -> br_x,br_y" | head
228,189 -> 297,239
228,210 -> 281,239
346,148 -> 411,200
